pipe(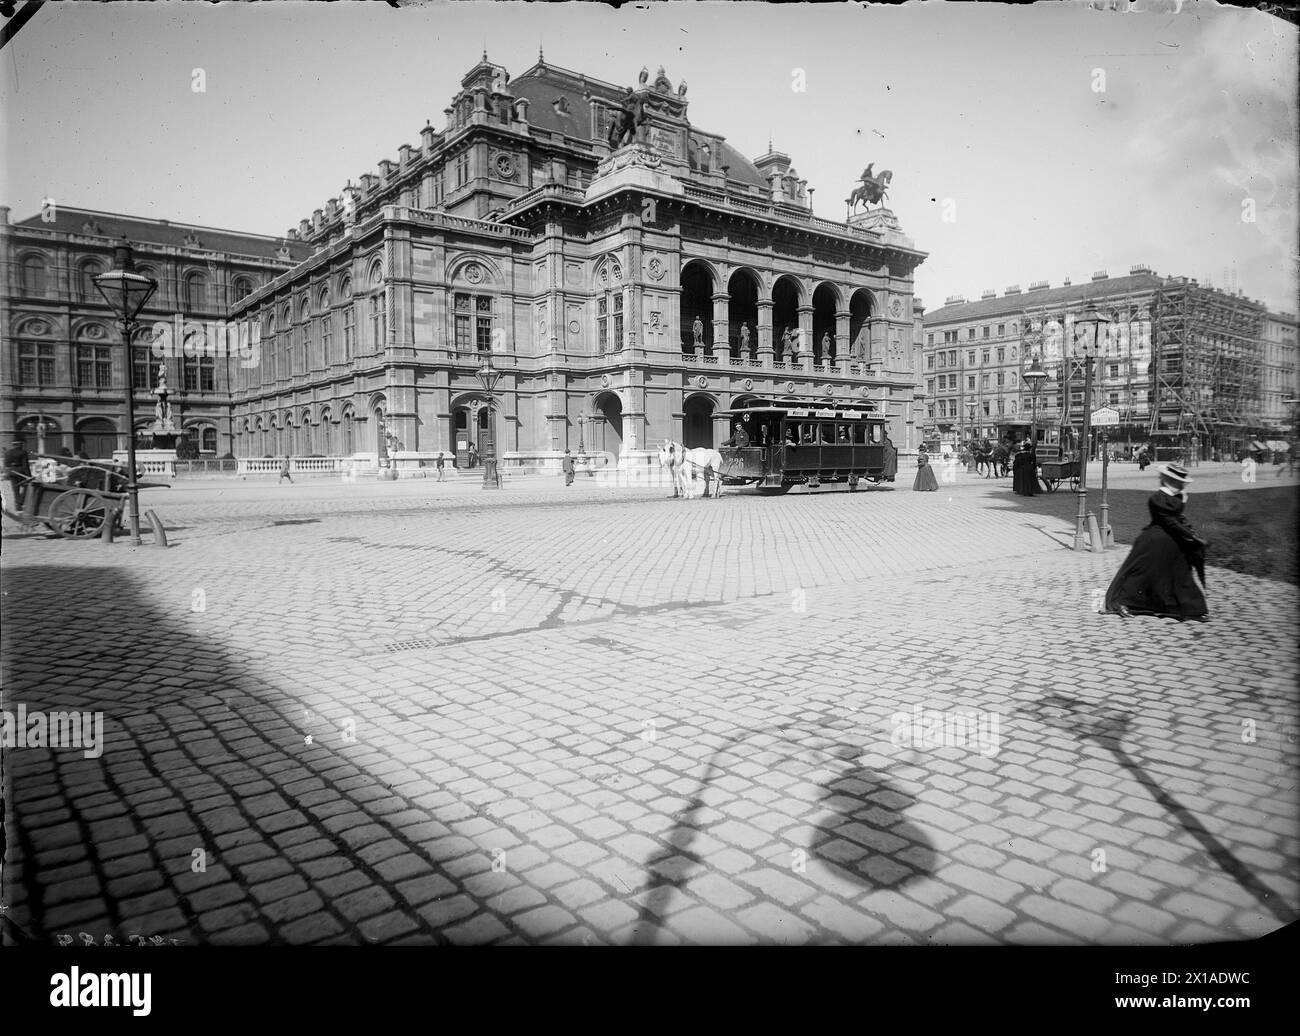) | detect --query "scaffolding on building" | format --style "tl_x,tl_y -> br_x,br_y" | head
1147,279 -> 1265,458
